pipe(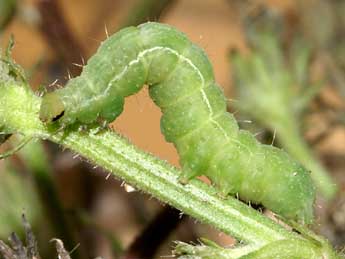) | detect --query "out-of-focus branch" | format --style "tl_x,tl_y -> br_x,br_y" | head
36,0 -> 85,77
120,0 -> 177,28
122,206 -> 184,259
0,0 -> 16,30
20,141 -> 77,254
